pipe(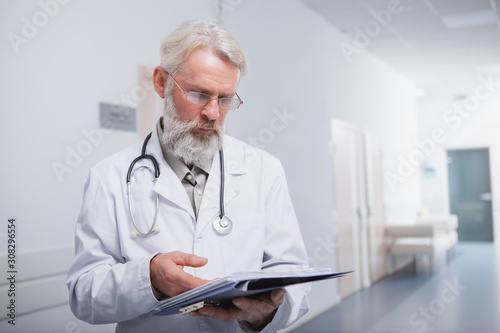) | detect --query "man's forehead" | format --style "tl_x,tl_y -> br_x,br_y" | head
183,47 -> 238,75
177,48 -> 240,91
